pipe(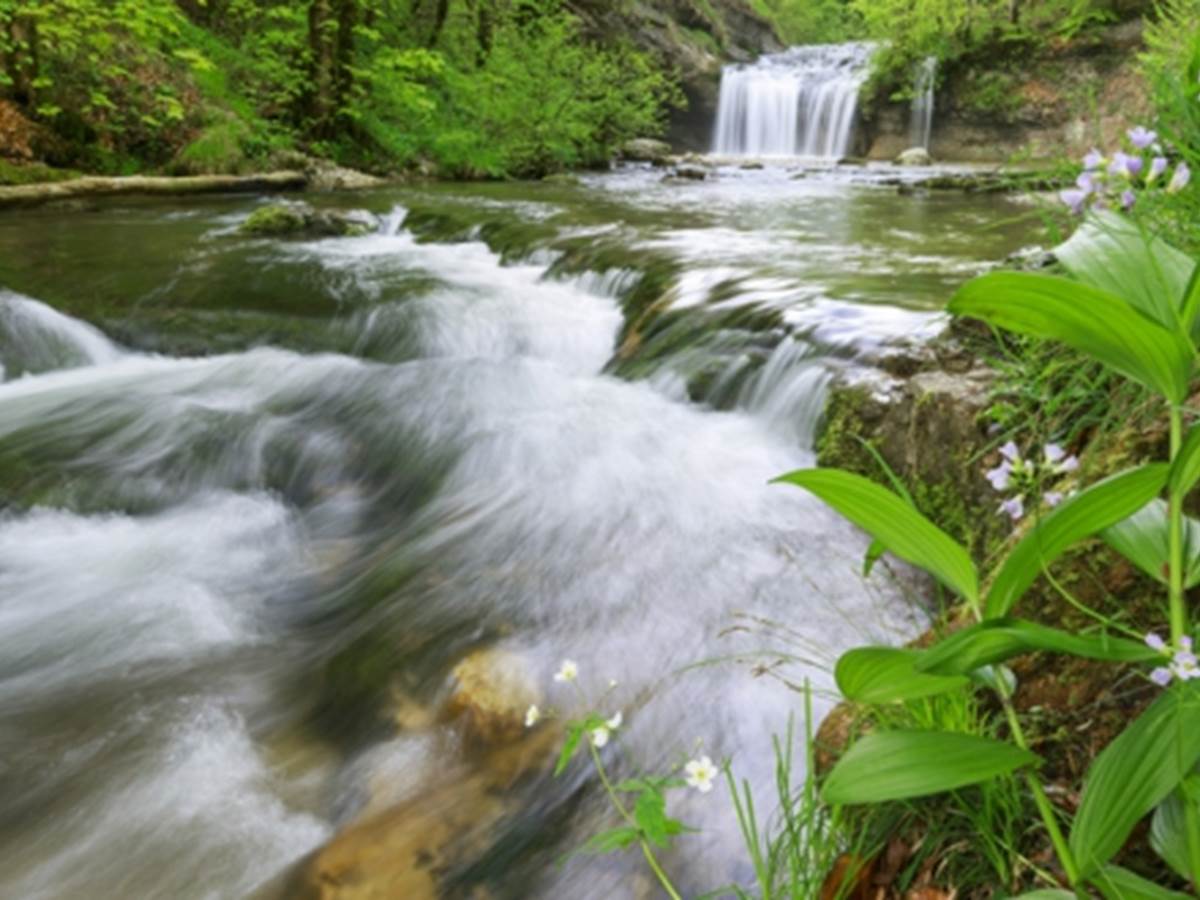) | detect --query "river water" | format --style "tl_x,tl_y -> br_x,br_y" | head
0,163 -> 1036,898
